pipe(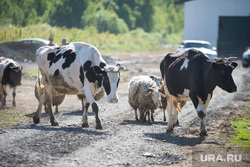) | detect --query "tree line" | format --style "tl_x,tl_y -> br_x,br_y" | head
0,0 -> 184,34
